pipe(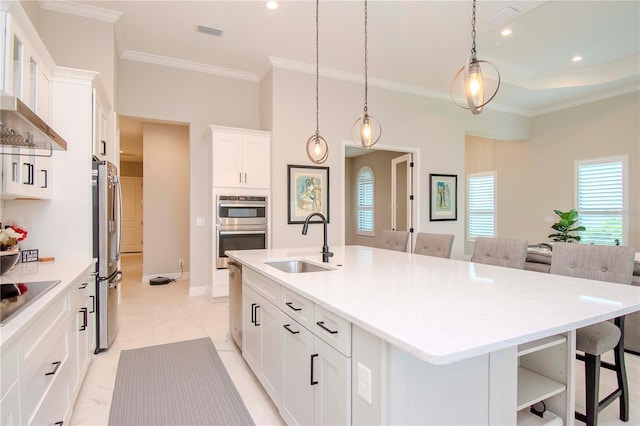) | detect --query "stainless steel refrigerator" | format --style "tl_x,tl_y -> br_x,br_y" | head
92,158 -> 122,352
